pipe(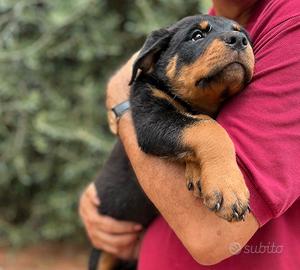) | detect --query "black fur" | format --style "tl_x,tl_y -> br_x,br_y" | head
130,76 -> 197,157
90,141 -> 155,270
95,141 -> 156,225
